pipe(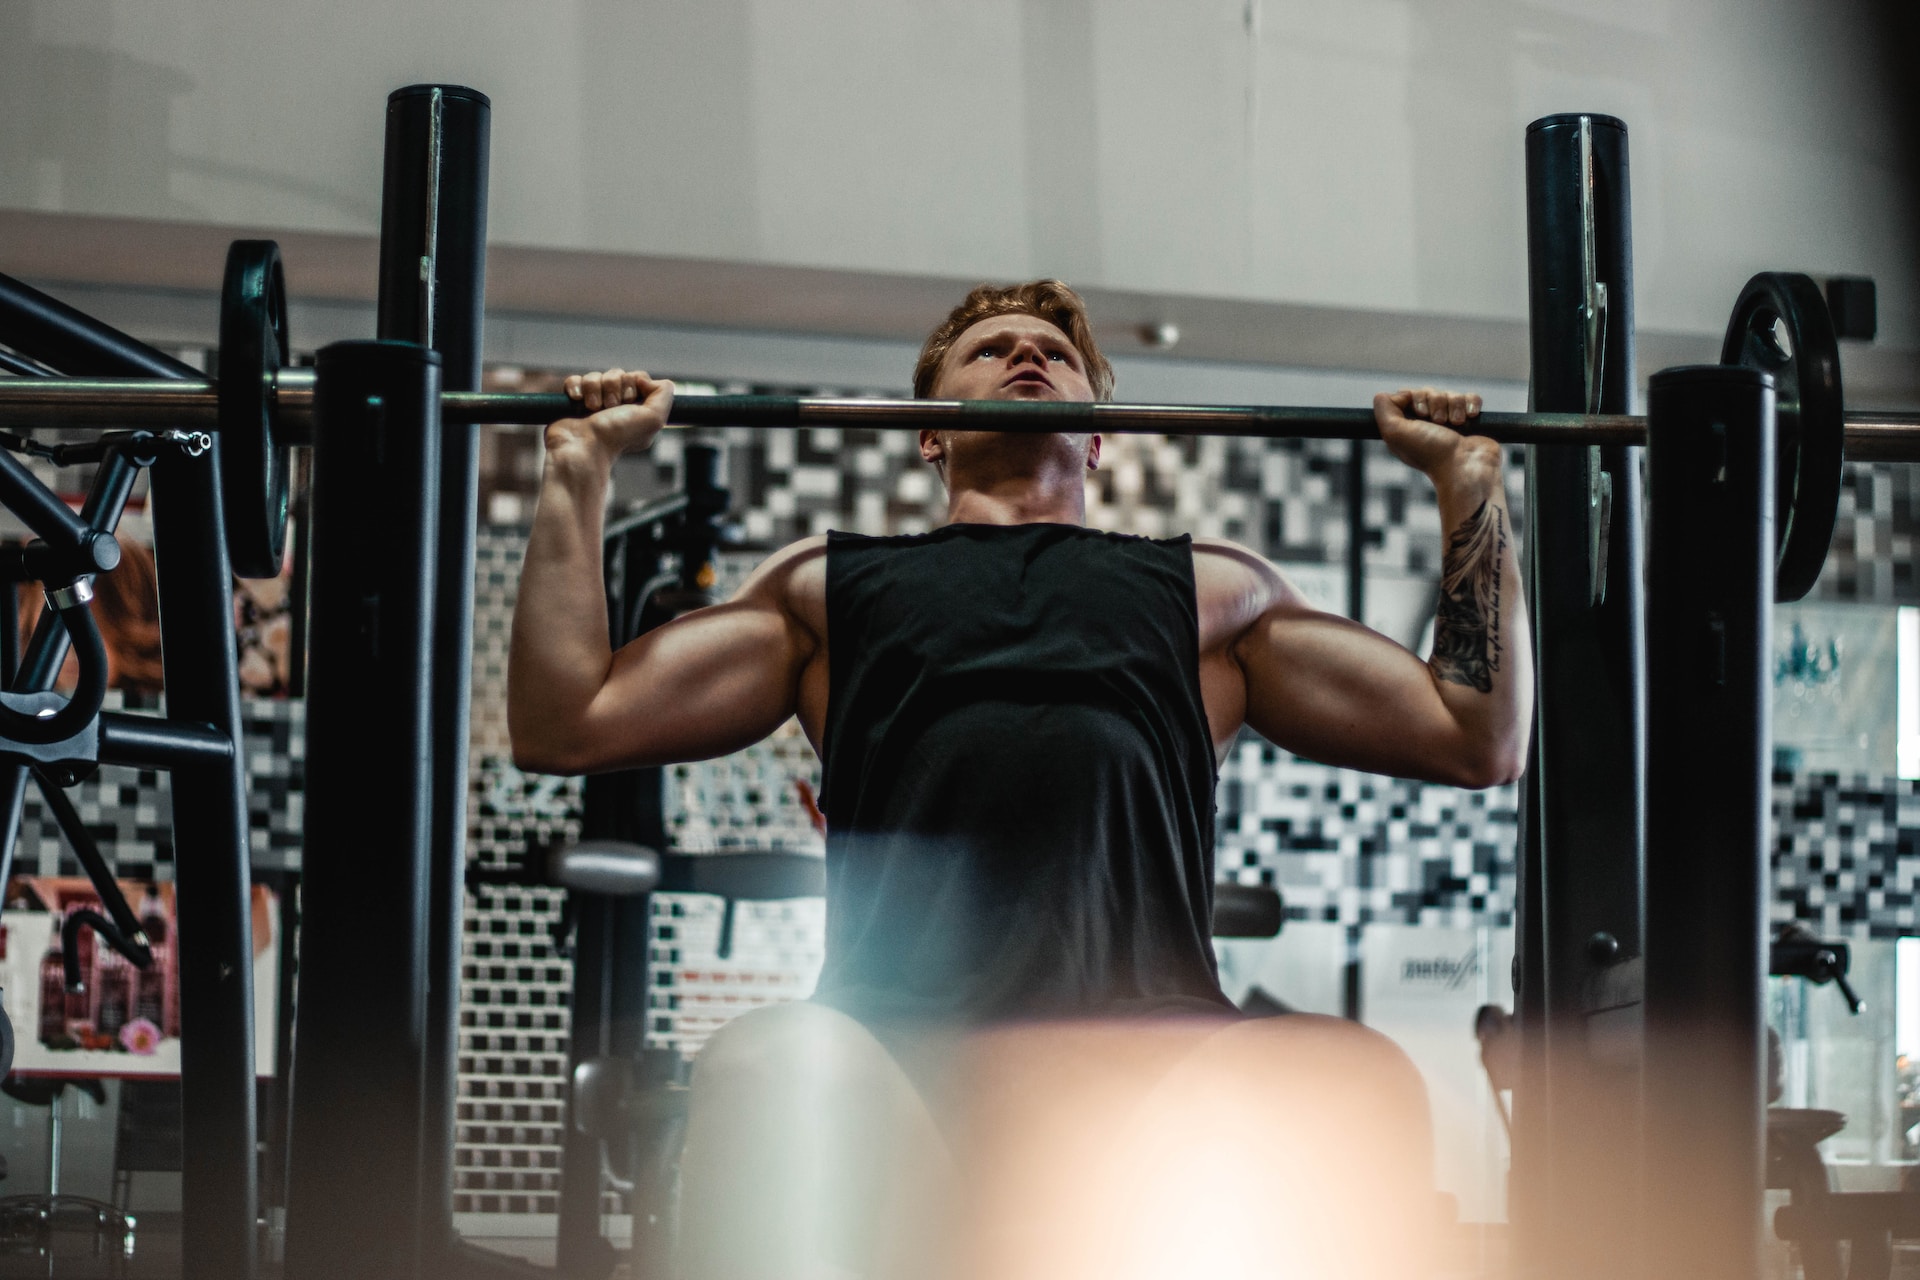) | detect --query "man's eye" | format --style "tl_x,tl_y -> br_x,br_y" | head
975,347 -> 997,359
1049,351 -> 1068,362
